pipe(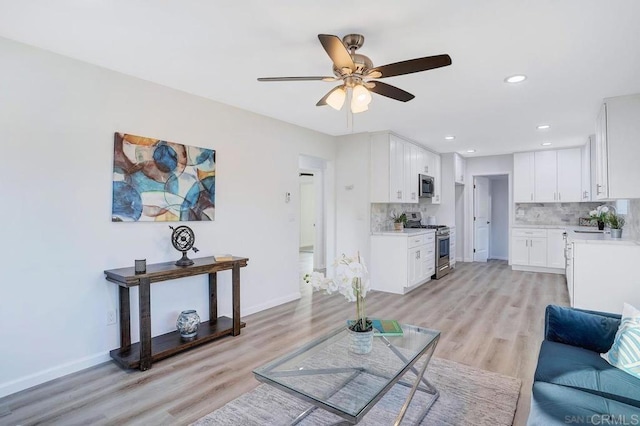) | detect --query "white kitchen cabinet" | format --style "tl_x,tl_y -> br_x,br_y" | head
406,144 -> 419,202
572,241 -> 640,313
431,154 -> 441,204
370,231 -> 435,294
454,153 -> 466,185
594,94 -> 640,199
515,149 -> 581,203
511,228 -> 548,268
512,227 -> 566,273
370,133 -> 419,204
514,152 -> 535,202
581,138 -> 592,201
546,229 -> 566,269
534,151 -> 558,202
556,149 -> 582,202
420,150 -> 436,177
